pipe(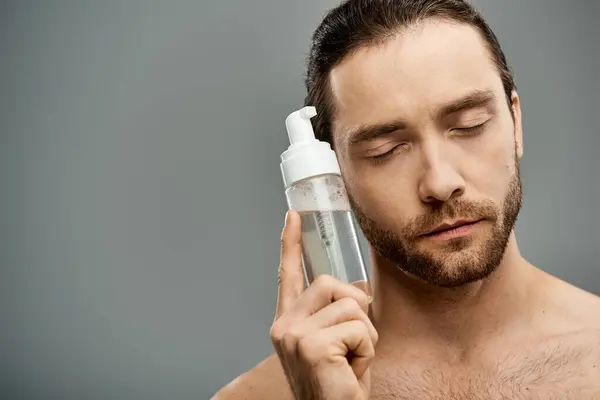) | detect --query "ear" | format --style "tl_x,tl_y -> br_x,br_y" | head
511,91 -> 524,159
